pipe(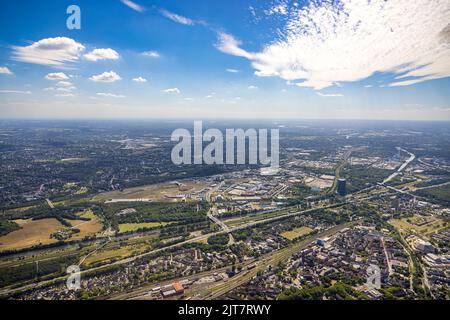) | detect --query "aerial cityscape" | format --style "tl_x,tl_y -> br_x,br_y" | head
0,0 -> 449,305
